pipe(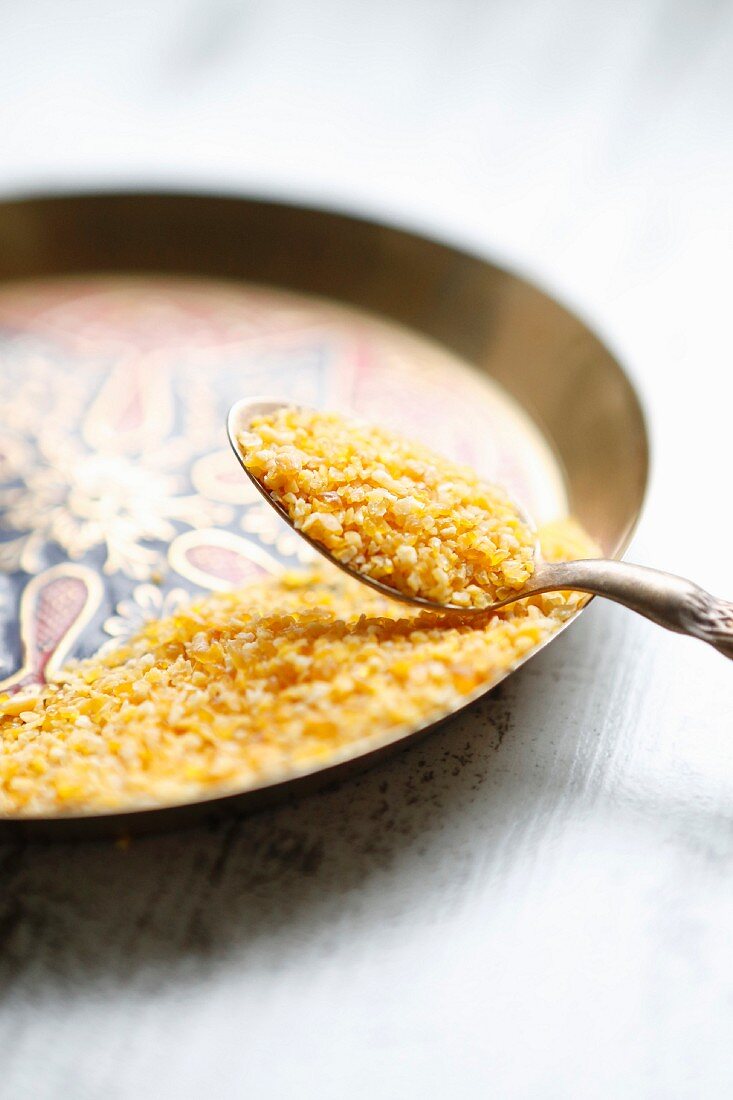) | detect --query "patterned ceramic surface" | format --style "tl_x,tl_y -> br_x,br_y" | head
0,276 -> 565,692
